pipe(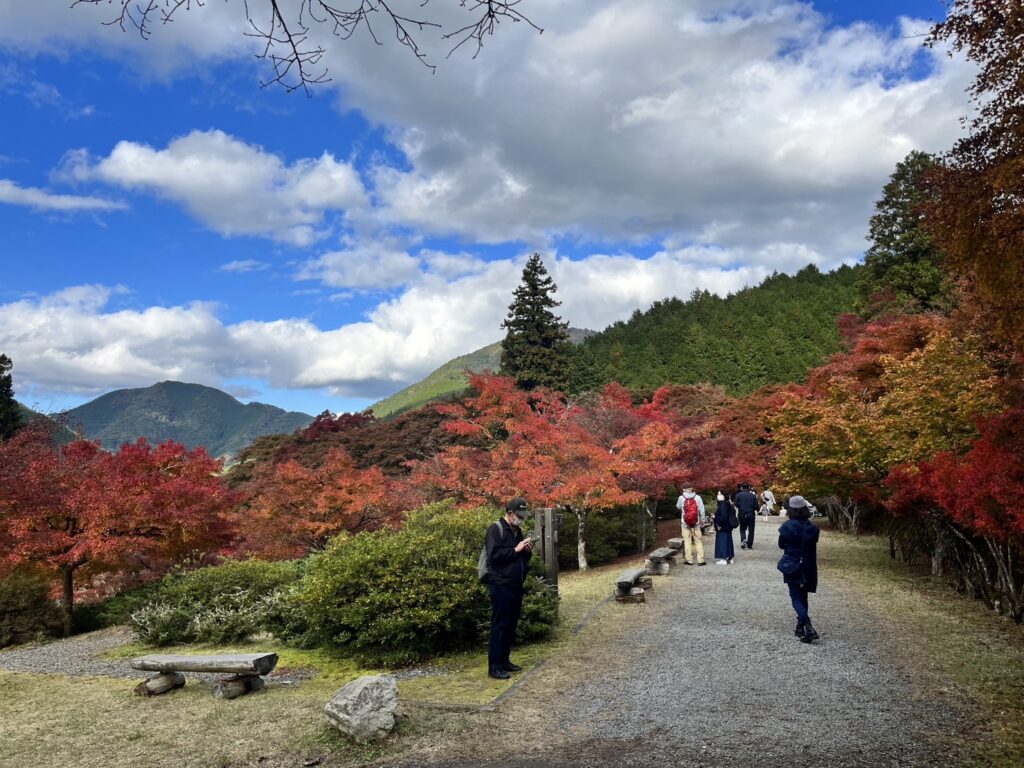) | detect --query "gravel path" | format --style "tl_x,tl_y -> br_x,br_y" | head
0,626 -> 314,685
400,518 -> 961,768
0,626 -> 137,677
